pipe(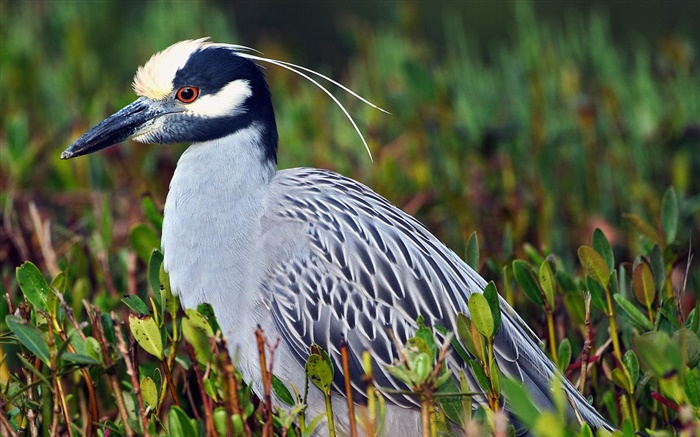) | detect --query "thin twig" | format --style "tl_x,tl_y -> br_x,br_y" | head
340,336 -> 358,437
161,359 -> 181,408
220,337 -> 252,437
114,313 -> 151,437
579,291 -> 592,395
255,327 -> 275,437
